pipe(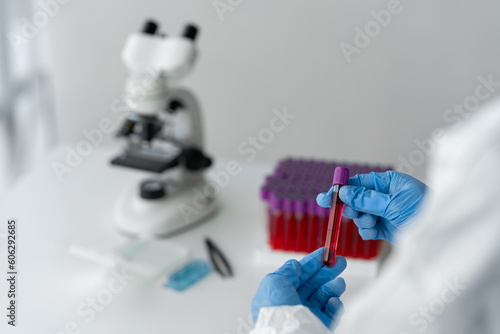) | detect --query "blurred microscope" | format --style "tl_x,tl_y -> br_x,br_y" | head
110,20 -> 216,238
